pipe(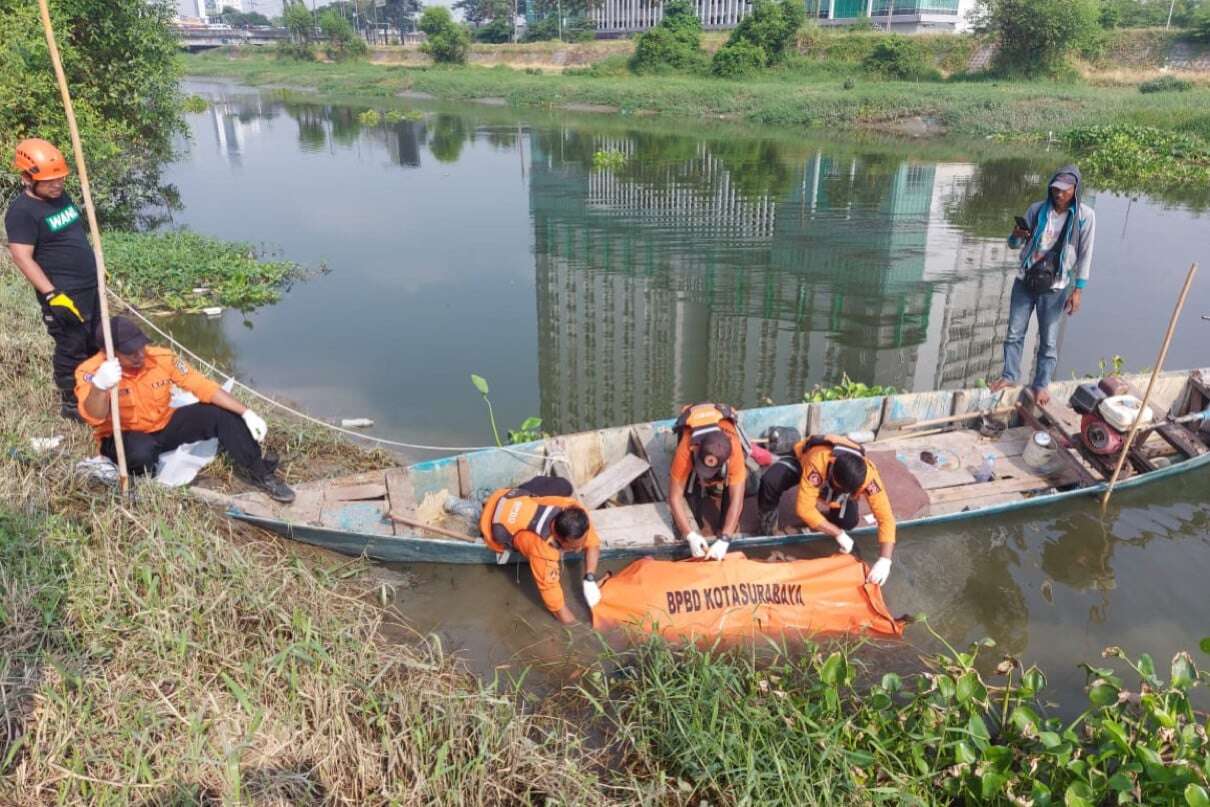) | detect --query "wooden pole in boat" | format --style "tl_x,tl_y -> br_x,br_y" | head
1101,262 -> 1198,509
36,0 -> 129,492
